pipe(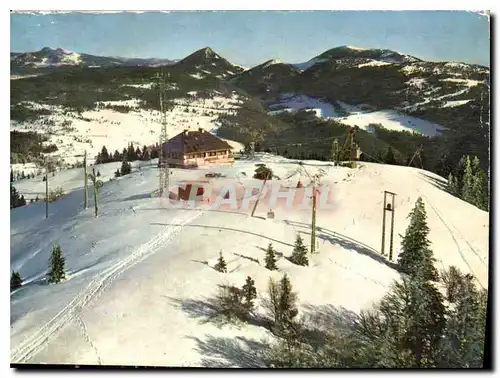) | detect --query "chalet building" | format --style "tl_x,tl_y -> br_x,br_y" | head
161,128 -> 234,168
